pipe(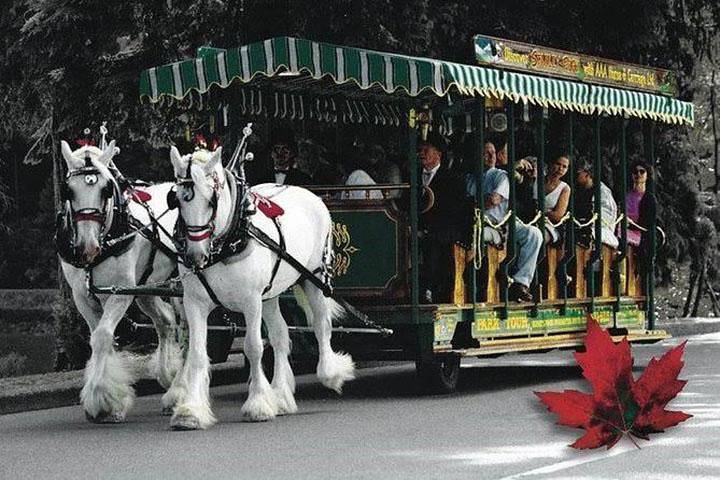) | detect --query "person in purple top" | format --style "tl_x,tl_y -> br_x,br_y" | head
626,160 -> 656,276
